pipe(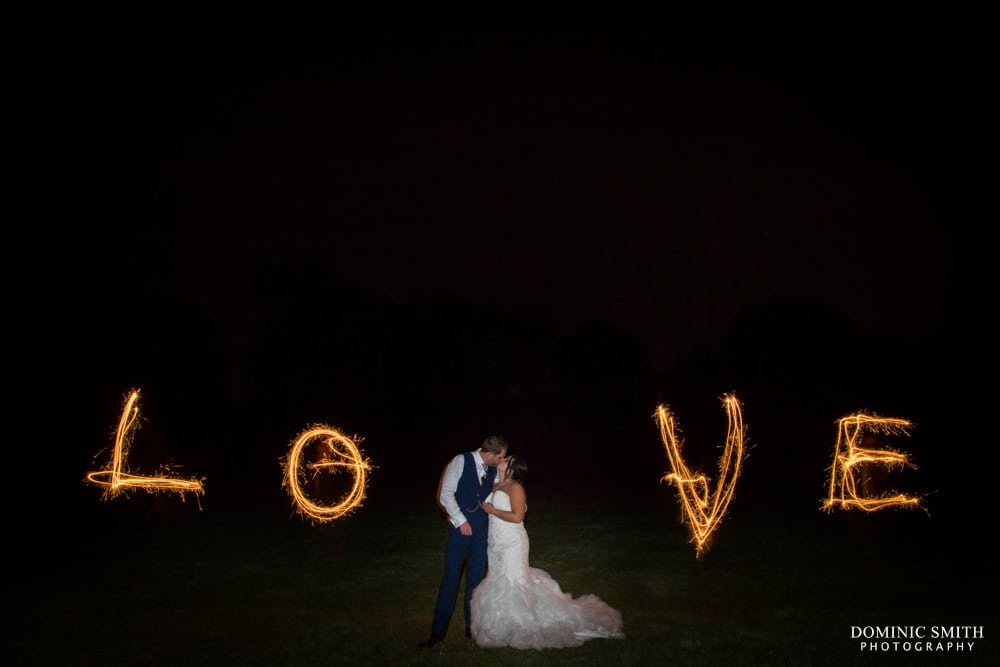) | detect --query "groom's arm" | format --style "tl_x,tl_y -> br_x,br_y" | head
439,455 -> 467,528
